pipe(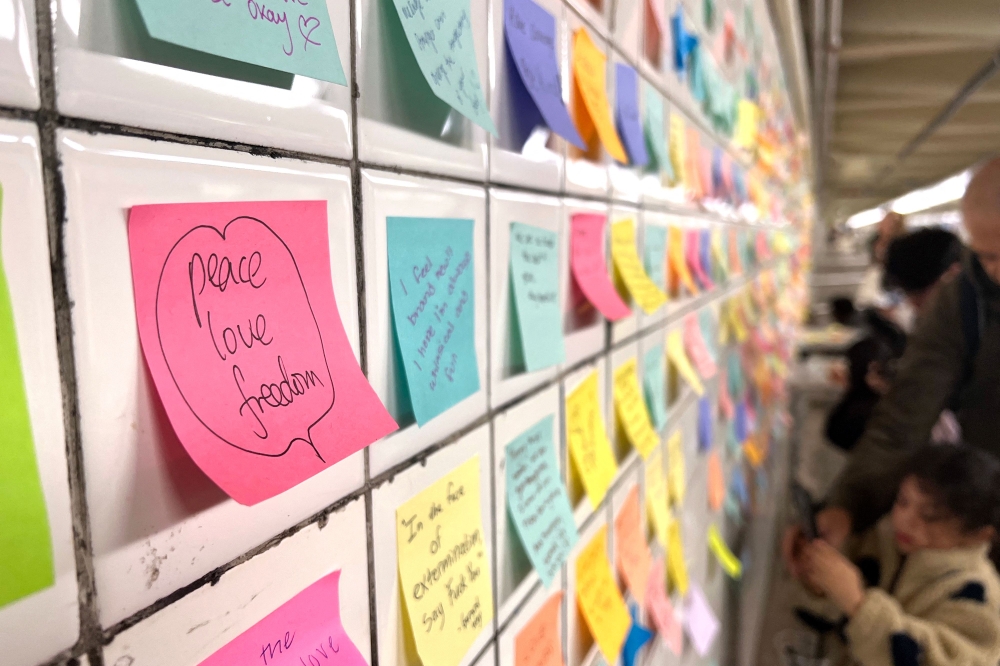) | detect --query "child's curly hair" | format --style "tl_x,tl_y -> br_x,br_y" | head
904,445 -> 1000,535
